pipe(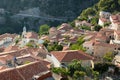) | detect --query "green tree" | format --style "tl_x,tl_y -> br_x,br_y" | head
94,62 -> 114,74
91,17 -> 99,25
94,25 -> 102,31
70,36 -> 86,51
43,40 -> 49,47
55,45 -> 63,51
103,52 -> 114,62
39,24 -> 50,35
26,42 -> 34,48
73,71 -> 86,80
68,60 -> 86,76
81,26 -> 91,30
47,42 -> 63,52
118,0 -> 120,5
92,70 -> 99,80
